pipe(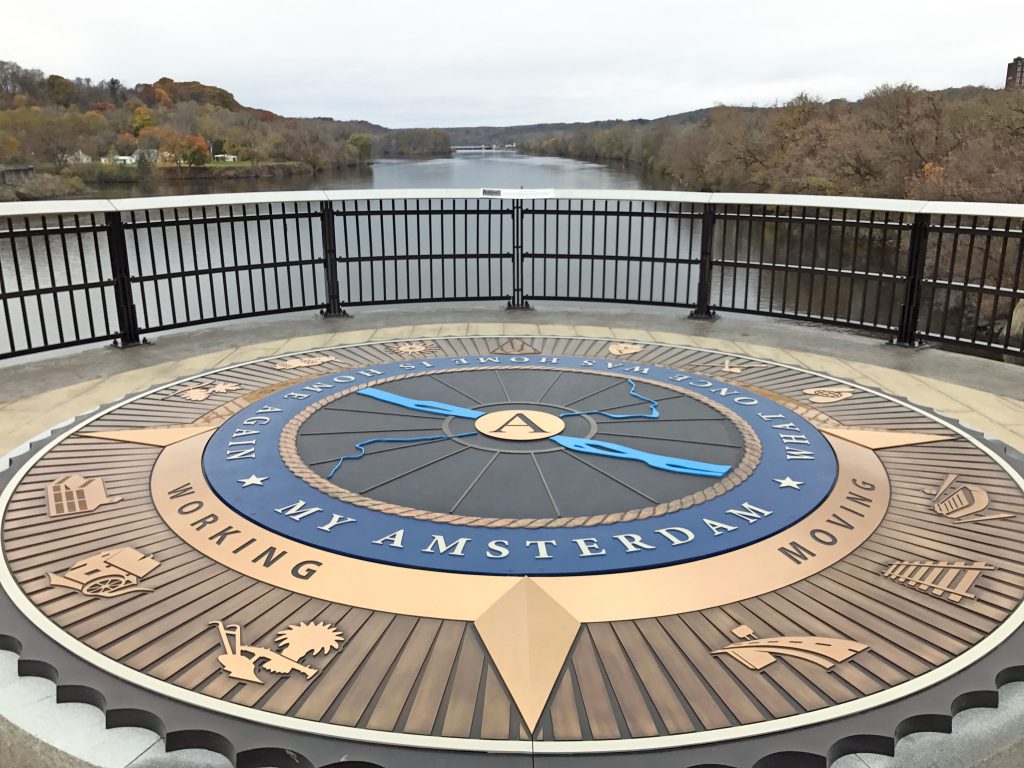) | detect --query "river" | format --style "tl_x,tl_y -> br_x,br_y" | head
105,153 -> 658,198
0,154 -> 925,358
